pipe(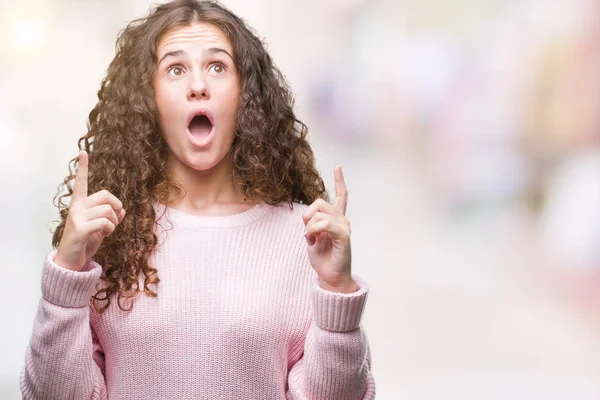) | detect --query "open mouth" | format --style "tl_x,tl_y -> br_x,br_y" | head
188,114 -> 213,140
